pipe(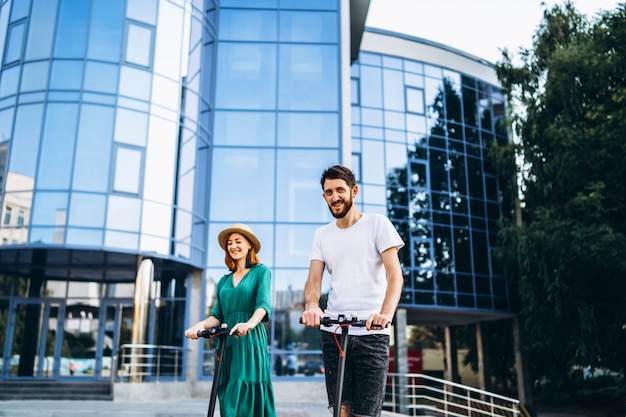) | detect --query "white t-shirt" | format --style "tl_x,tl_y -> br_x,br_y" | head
310,213 -> 404,335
